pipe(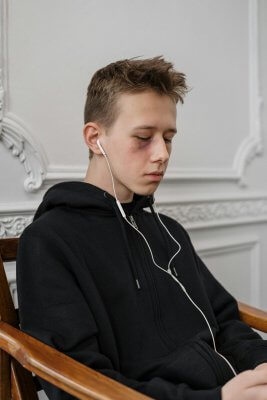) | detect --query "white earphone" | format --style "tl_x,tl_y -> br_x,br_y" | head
96,138 -> 126,218
97,138 -> 106,156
